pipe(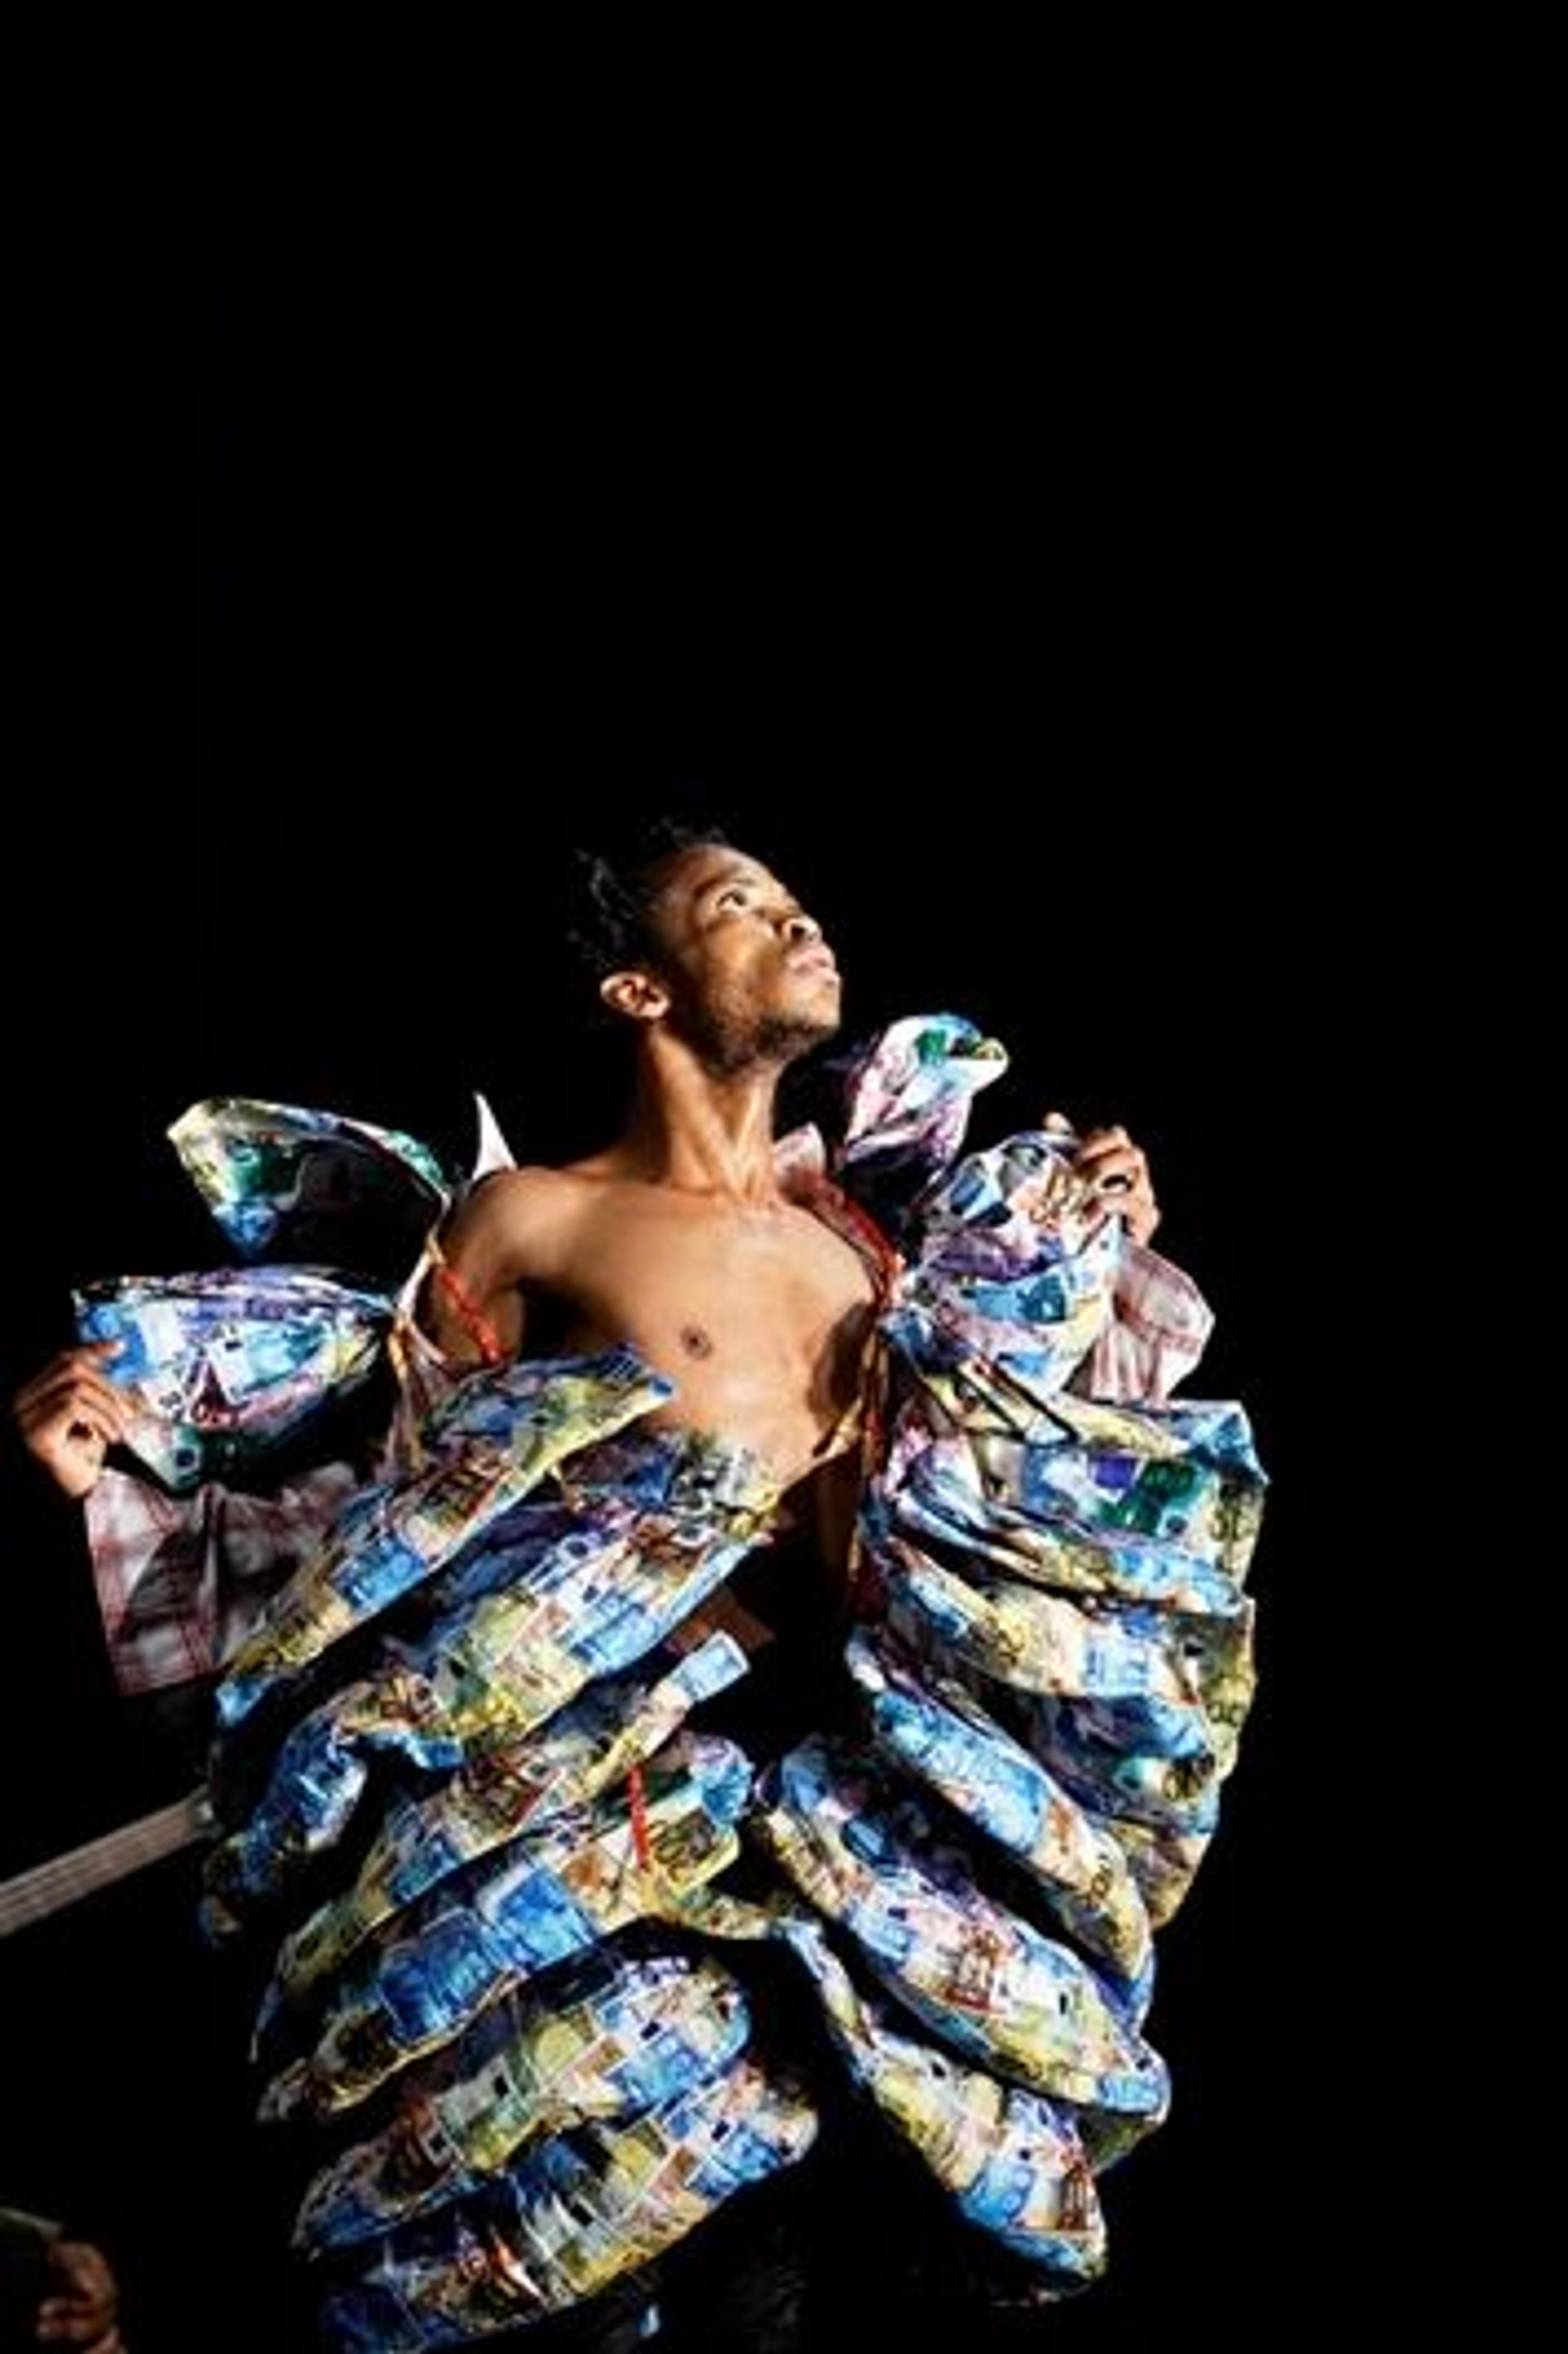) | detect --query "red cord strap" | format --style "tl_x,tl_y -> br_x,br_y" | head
425,1237 -> 506,1366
